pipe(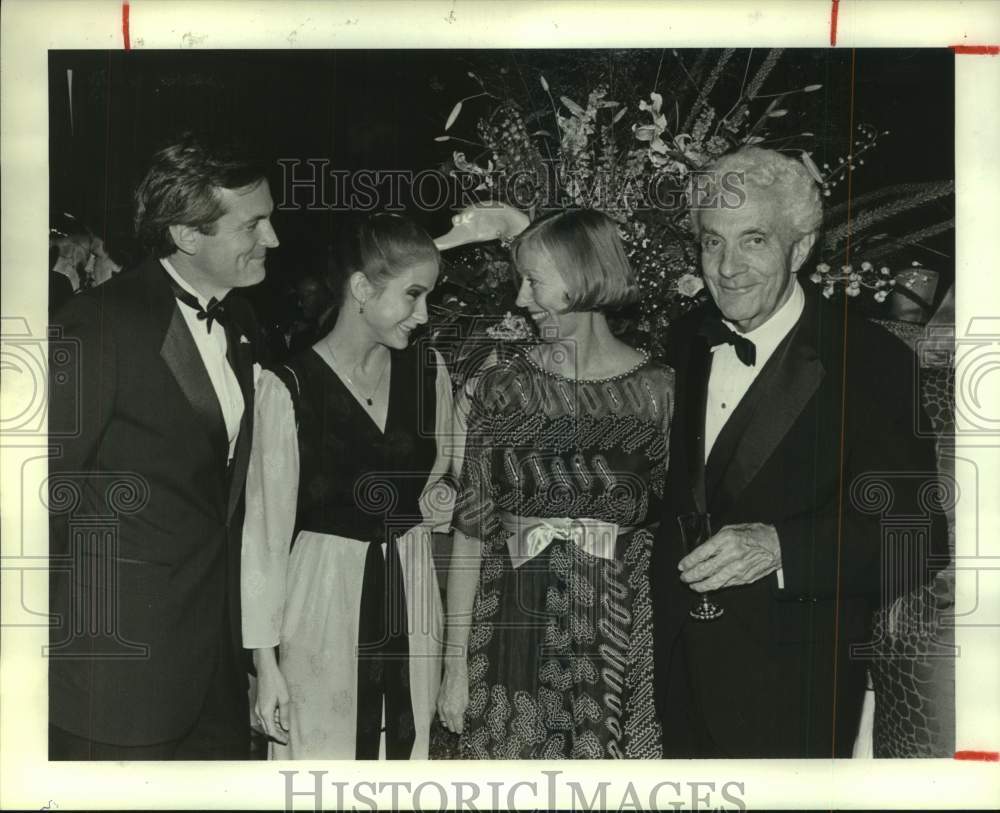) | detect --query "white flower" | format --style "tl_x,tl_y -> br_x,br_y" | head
816,262 -> 830,273
861,261 -> 873,271
485,311 -> 532,342
846,286 -> 860,297
452,151 -> 491,177
880,266 -> 891,276
809,272 -> 823,284
639,91 -> 663,113
874,291 -> 888,303
675,273 -> 705,298
822,285 -> 835,299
